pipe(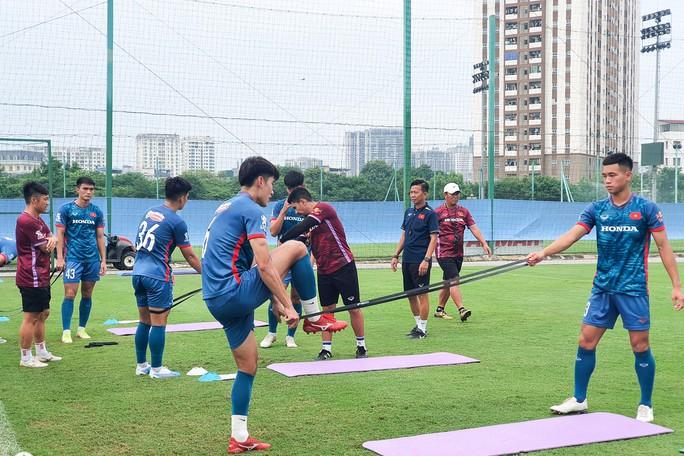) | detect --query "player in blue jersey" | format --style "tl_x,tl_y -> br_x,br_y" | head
259,170 -> 306,349
131,177 -> 202,379
201,156 -> 346,454
527,153 -> 684,423
55,176 -> 107,343
0,235 -> 18,344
